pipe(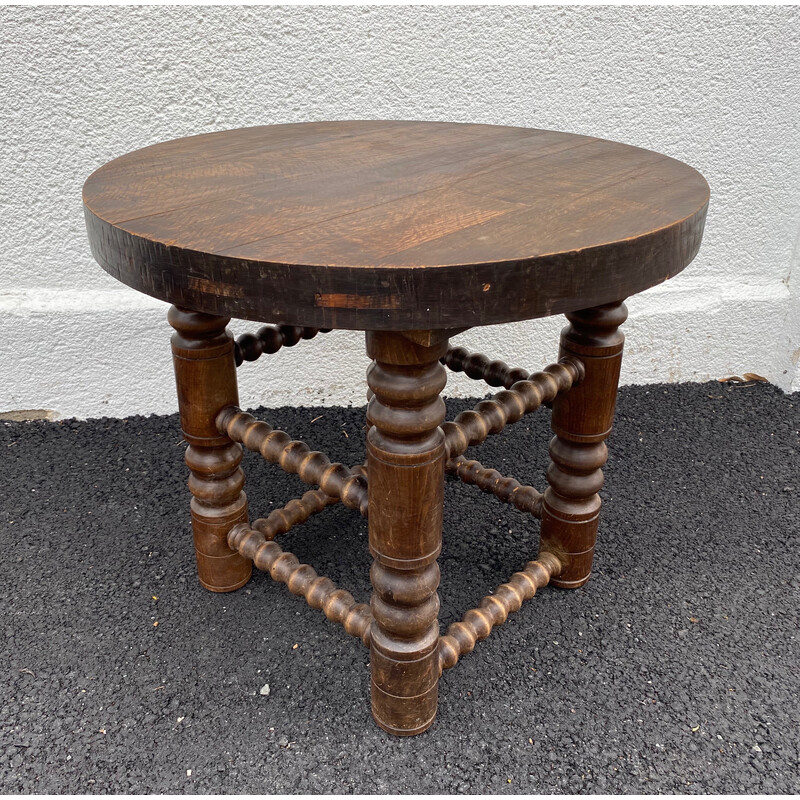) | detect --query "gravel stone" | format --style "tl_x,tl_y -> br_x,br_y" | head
1,382 -> 798,792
